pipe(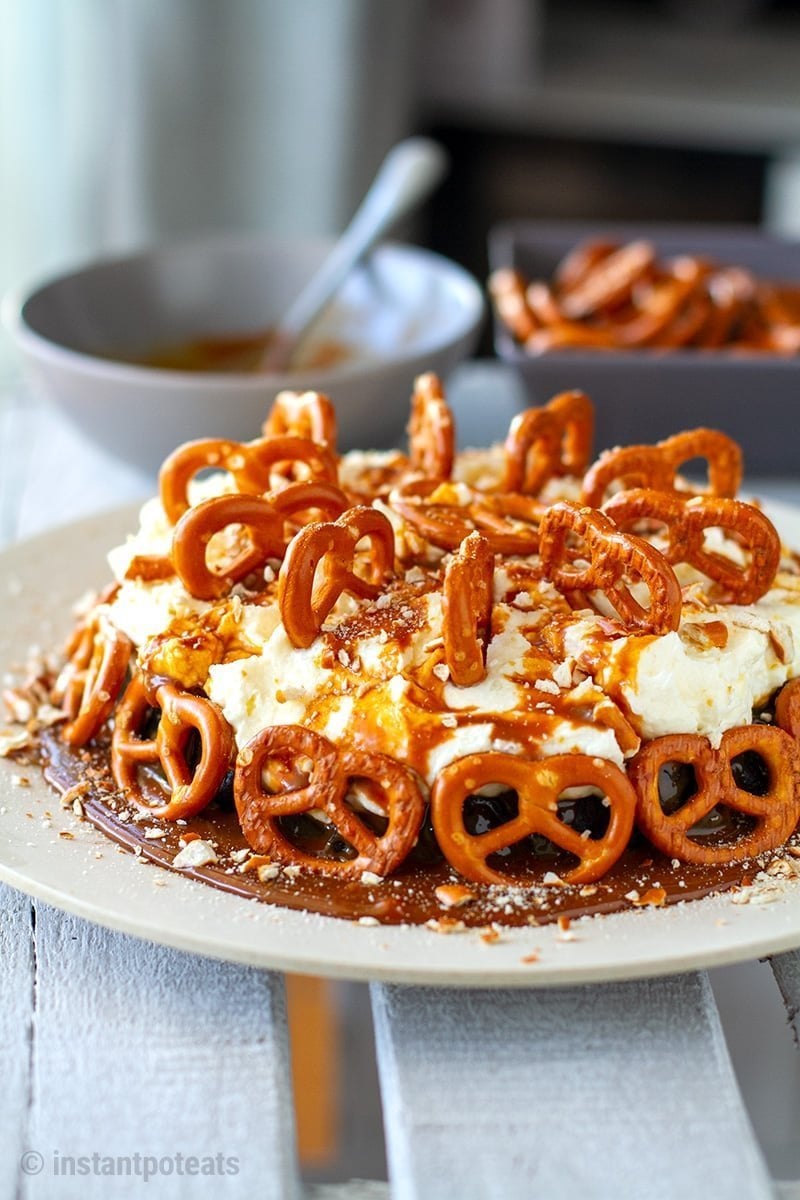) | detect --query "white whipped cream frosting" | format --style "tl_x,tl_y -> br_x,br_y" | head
103,454 -> 800,785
